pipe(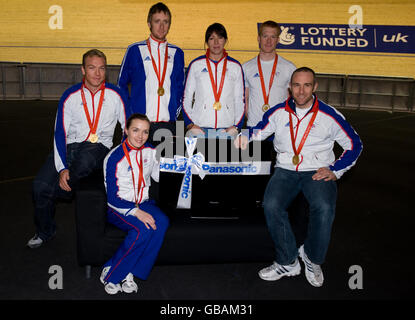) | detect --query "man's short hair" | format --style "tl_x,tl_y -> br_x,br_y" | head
290,67 -> 317,84
147,2 -> 171,24
258,20 -> 281,37
82,49 -> 107,68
